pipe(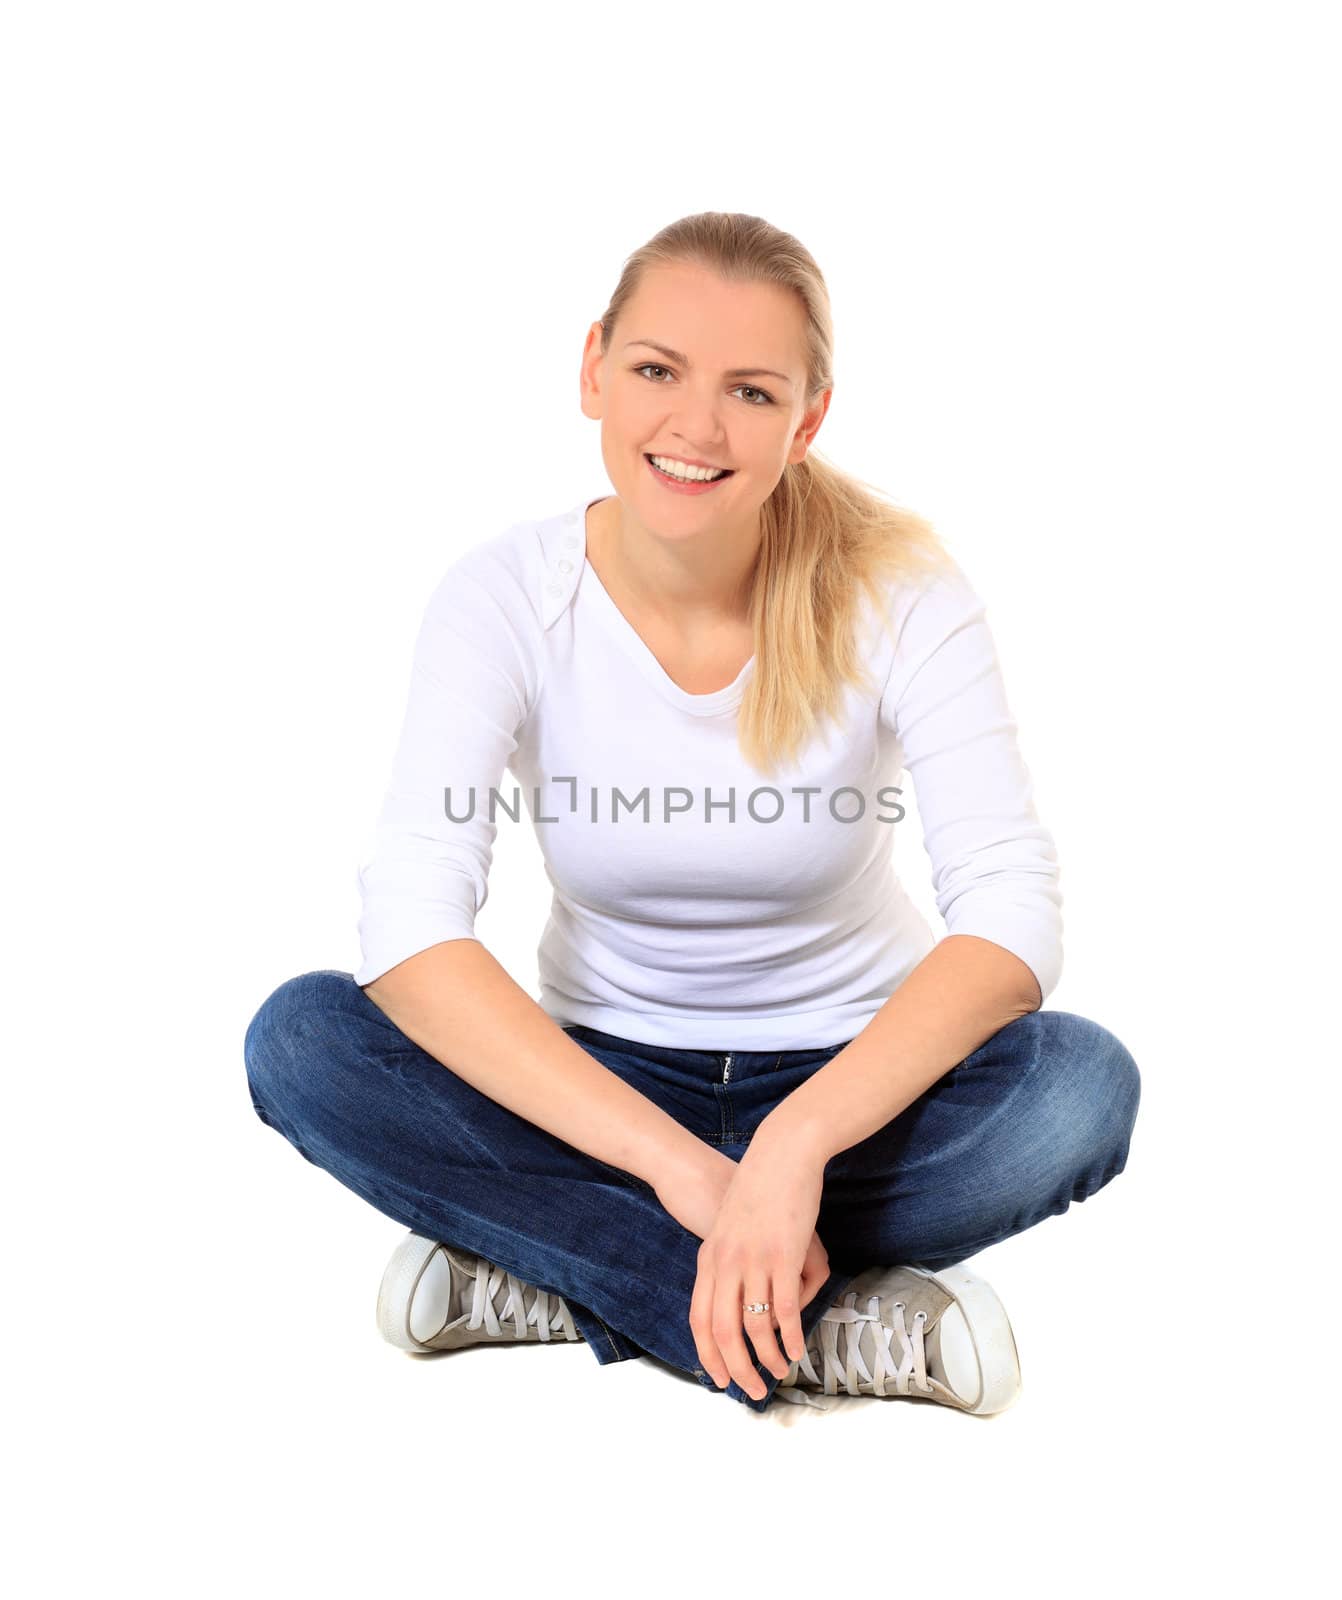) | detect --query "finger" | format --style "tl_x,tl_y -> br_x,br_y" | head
768,1274 -> 807,1368
688,1256 -> 731,1389
798,1235 -> 831,1311
745,1275 -> 795,1378
796,1251 -> 827,1321
800,1258 -> 829,1311
715,1270 -> 769,1401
